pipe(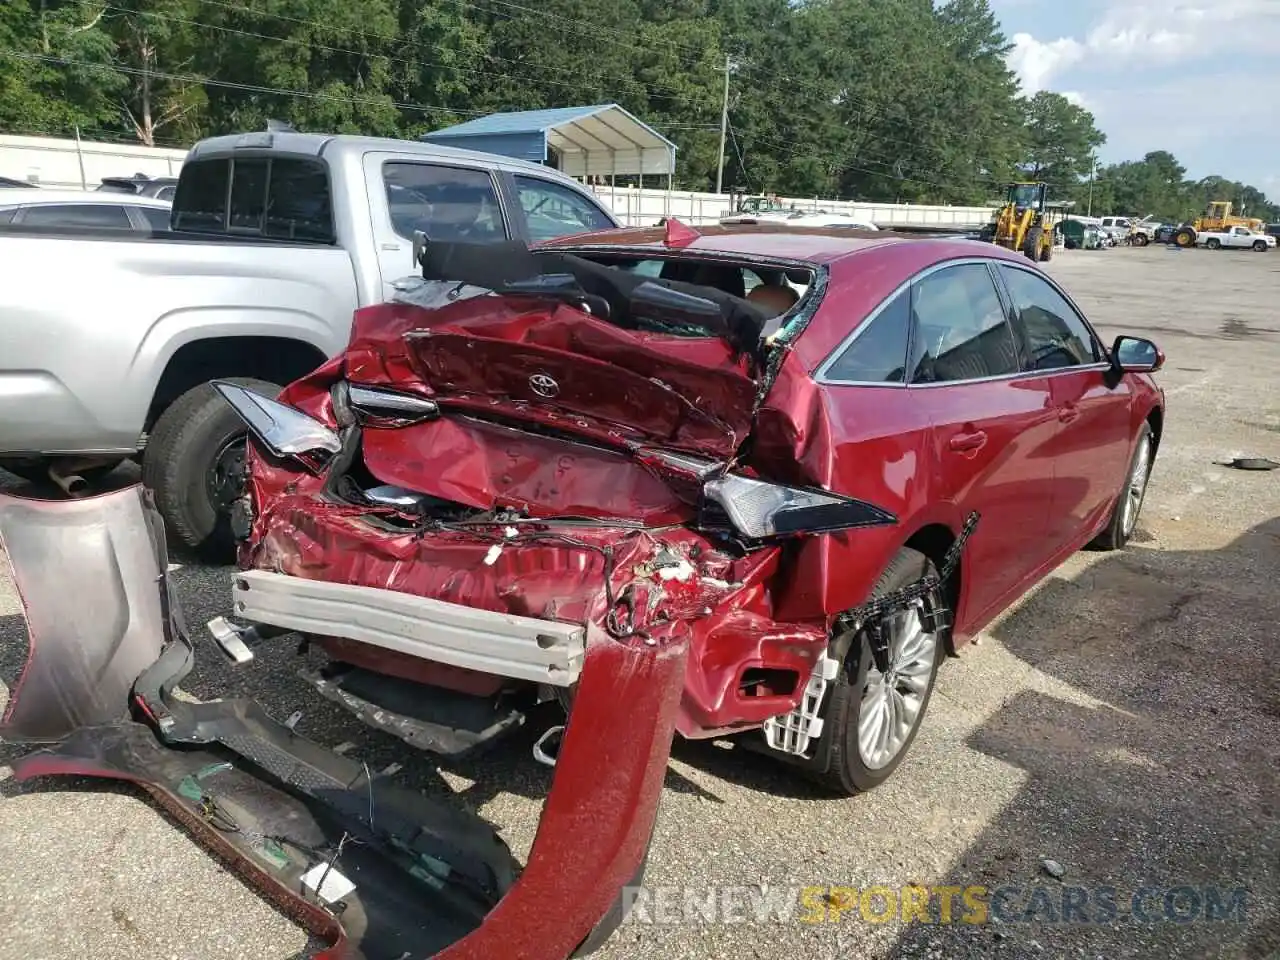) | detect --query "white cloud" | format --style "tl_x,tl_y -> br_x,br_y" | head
1084,69 -> 1280,182
1060,90 -> 1089,109
1005,0 -> 1280,90
1006,33 -> 1085,93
